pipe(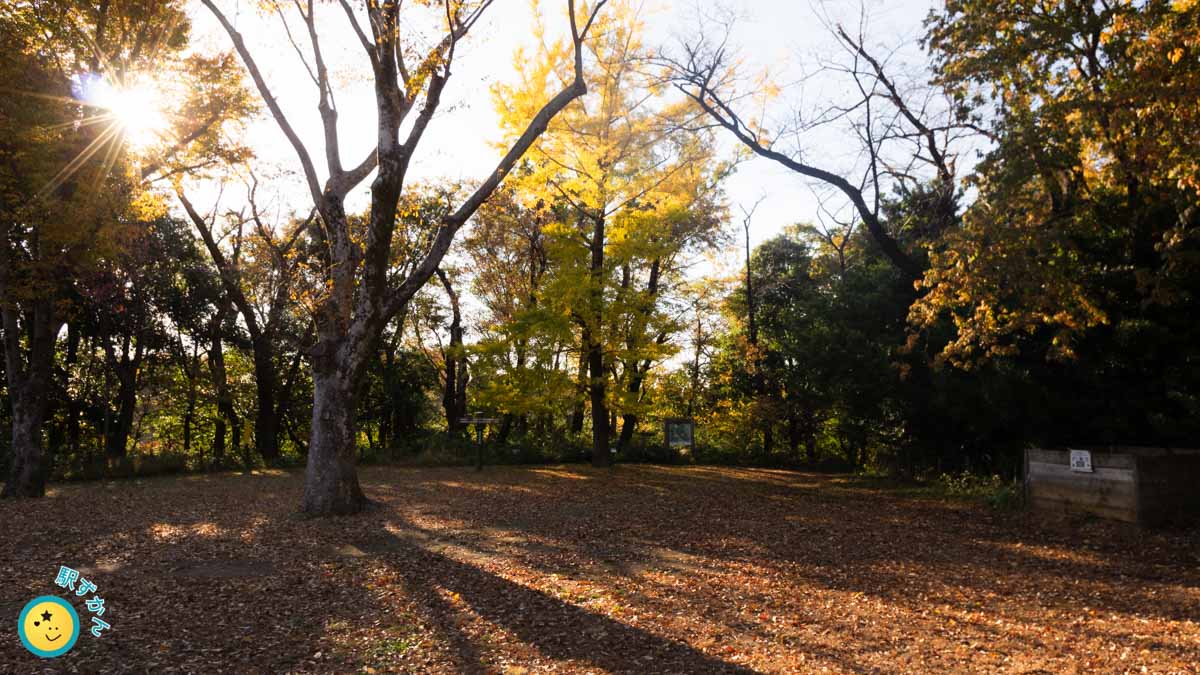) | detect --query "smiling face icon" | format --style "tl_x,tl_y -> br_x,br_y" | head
18,596 -> 79,658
